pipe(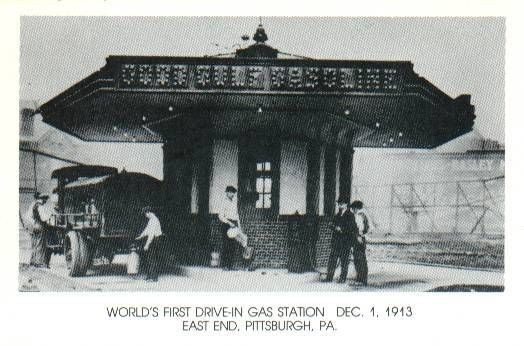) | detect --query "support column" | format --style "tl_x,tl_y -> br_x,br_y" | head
306,140 -> 322,270
162,139 -> 192,234
196,137 -> 212,216
339,147 -> 355,202
306,141 -> 321,216
193,137 -> 213,264
323,144 -> 337,216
